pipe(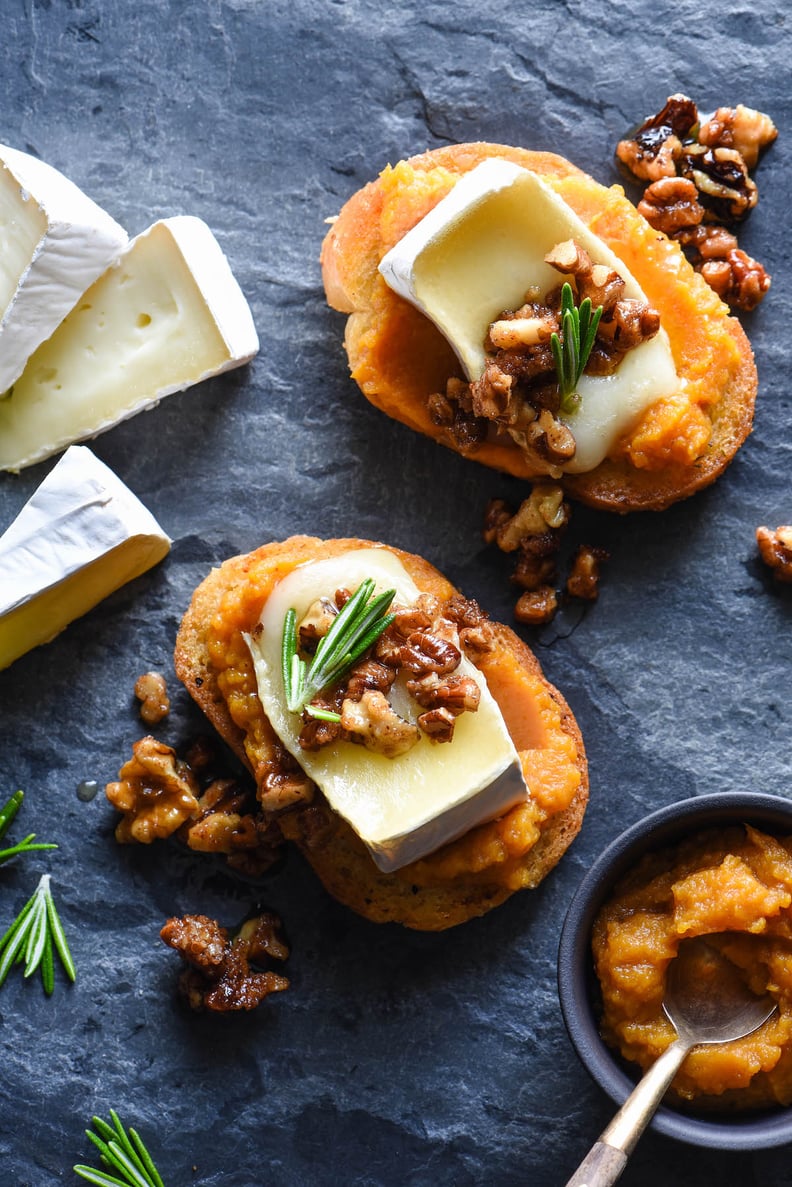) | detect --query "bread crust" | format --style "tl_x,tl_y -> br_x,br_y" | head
321,142 -> 757,513
175,536 -> 588,930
